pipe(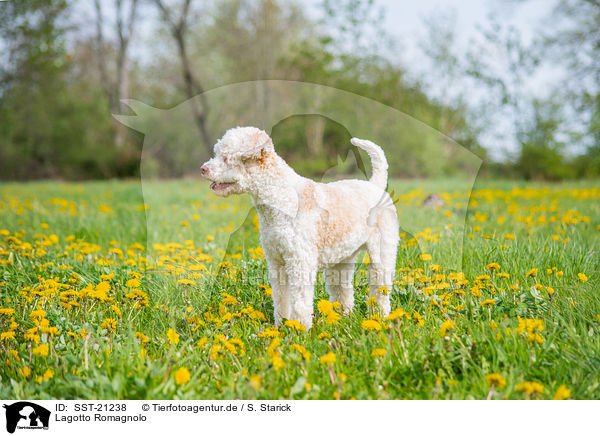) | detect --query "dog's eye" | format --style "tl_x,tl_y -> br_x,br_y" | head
222,156 -> 229,164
